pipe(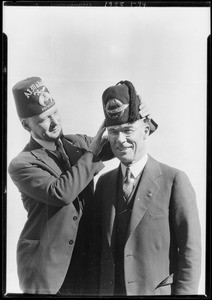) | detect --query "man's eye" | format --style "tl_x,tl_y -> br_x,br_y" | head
109,130 -> 117,135
40,118 -> 49,124
124,130 -> 133,134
